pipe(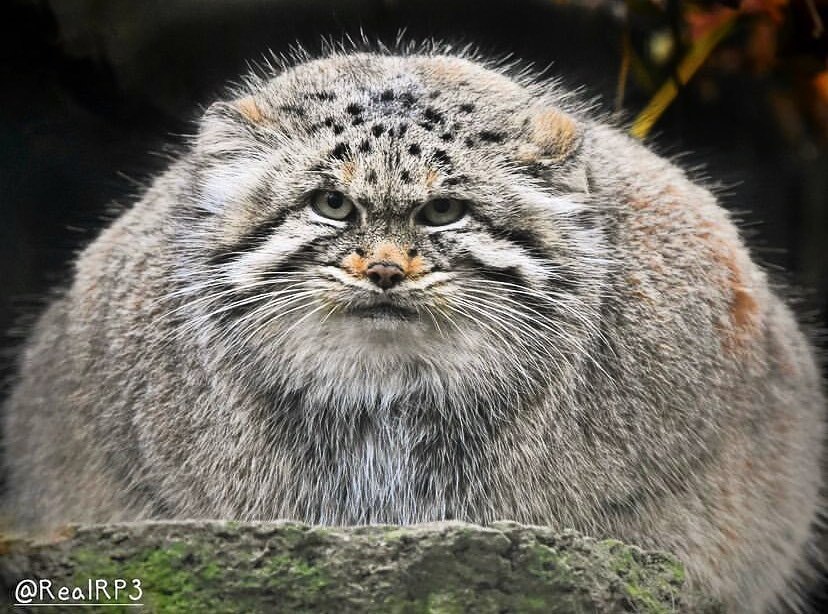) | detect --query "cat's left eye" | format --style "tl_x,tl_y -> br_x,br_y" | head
311,190 -> 356,221
417,198 -> 467,226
